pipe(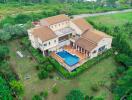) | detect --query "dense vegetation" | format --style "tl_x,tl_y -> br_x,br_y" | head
0,45 -> 24,99
0,0 -> 132,28
87,15 -> 132,100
